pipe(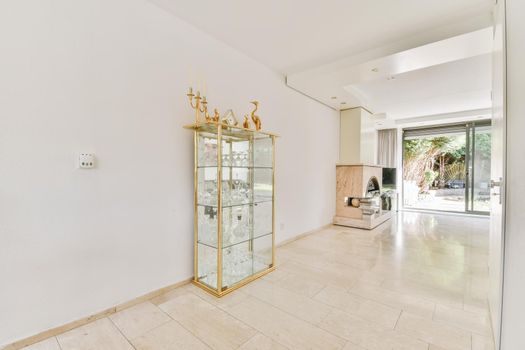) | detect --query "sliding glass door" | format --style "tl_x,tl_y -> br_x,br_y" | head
402,121 -> 491,214
466,123 -> 492,212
